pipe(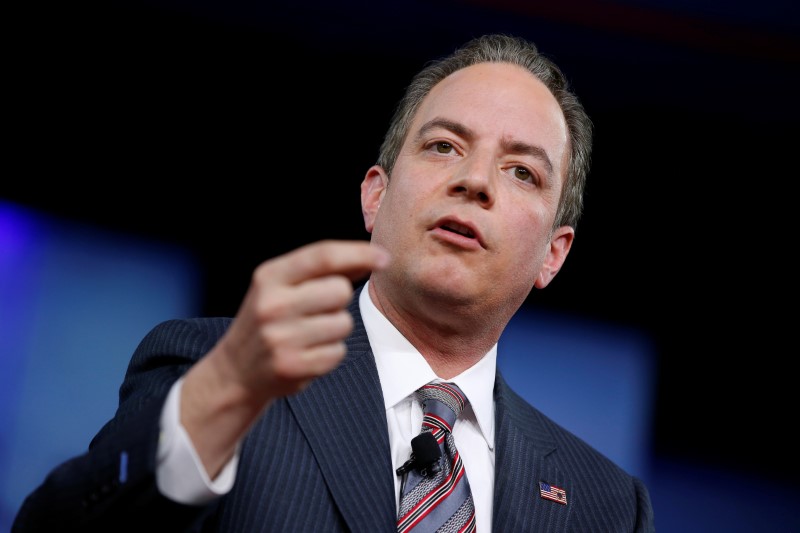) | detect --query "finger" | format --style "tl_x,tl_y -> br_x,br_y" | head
259,310 -> 355,351
266,311 -> 353,382
268,240 -> 390,286
250,276 -> 357,323
271,342 -> 348,382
